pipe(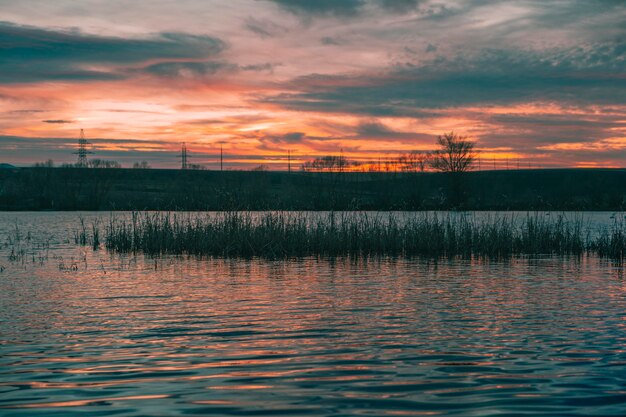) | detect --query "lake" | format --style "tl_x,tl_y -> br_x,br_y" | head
1,212 -> 625,416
